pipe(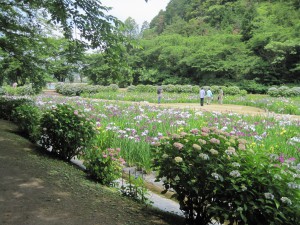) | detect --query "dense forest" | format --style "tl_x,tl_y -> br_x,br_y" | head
128,0 -> 300,88
0,0 -> 299,92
